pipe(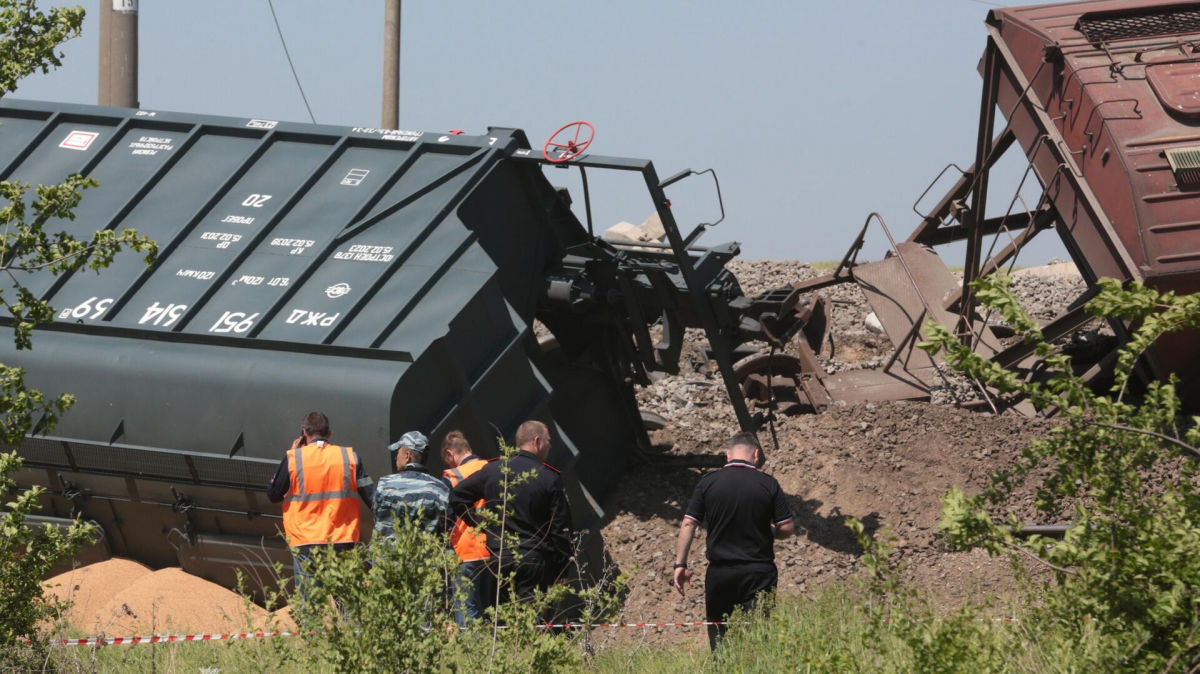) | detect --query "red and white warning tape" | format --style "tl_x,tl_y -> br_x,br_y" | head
39,622 -> 730,647
46,631 -> 299,647
537,621 -> 726,629
35,616 -> 1060,647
